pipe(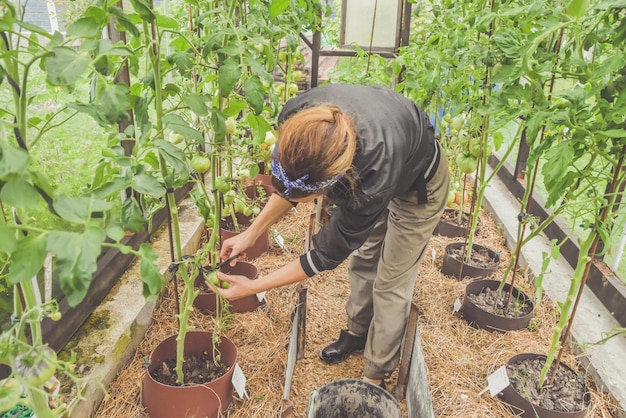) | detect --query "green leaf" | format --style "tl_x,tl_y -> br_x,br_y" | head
97,82 -> 132,125
211,108 -> 227,144
0,178 -> 40,209
0,223 -> 17,253
0,142 -> 28,179
45,47 -> 90,86
91,176 -> 130,199
154,139 -> 189,181
106,225 -> 125,242
16,21 -> 53,39
223,99 -> 248,117
138,243 -> 164,299
48,226 -> 106,307
162,114 -> 204,144
270,0 -> 290,19
182,93 -> 209,116
246,113 -> 271,145
9,234 -> 47,285
155,13 -> 179,29
597,129 -> 626,138
168,52 -> 193,76
66,16 -> 102,38
122,197 -> 146,233
129,0 -> 155,22
218,59 -> 241,98
53,195 -> 113,224
566,0 -> 588,17
543,141 -> 574,184
244,76 -> 265,115
108,6 -> 141,38
132,173 -> 166,197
